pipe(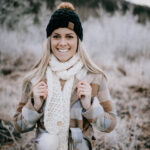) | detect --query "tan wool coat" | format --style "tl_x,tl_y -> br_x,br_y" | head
13,71 -> 117,150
